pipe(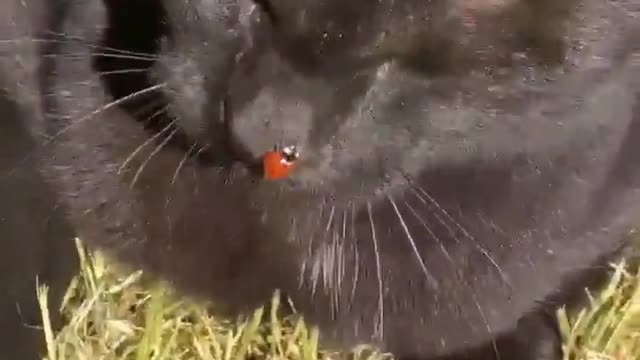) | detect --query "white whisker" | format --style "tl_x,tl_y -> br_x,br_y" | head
0,38 -> 67,45
471,293 -> 500,360
130,128 -> 178,188
299,258 -> 307,289
388,195 -> 439,290
117,106 -> 171,174
97,68 -> 150,76
325,206 -> 335,233
308,200 -> 327,255
41,52 -> 156,62
85,46 -> 158,60
323,240 -> 335,294
170,142 -> 199,185
338,210 -> 347,293
410,188 -> 461,244
193,144 -> 210,159
367,201 -> 384,340
39,32 -> 160,58
44,83 -> 167,145
411,184 -> 511,287
404,200 -> 453,262
1,37 -> 157,60
307,205 -> 326,297
310,239 -> 321,297
163,142 -> 199,215
350,203 -> 360,303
